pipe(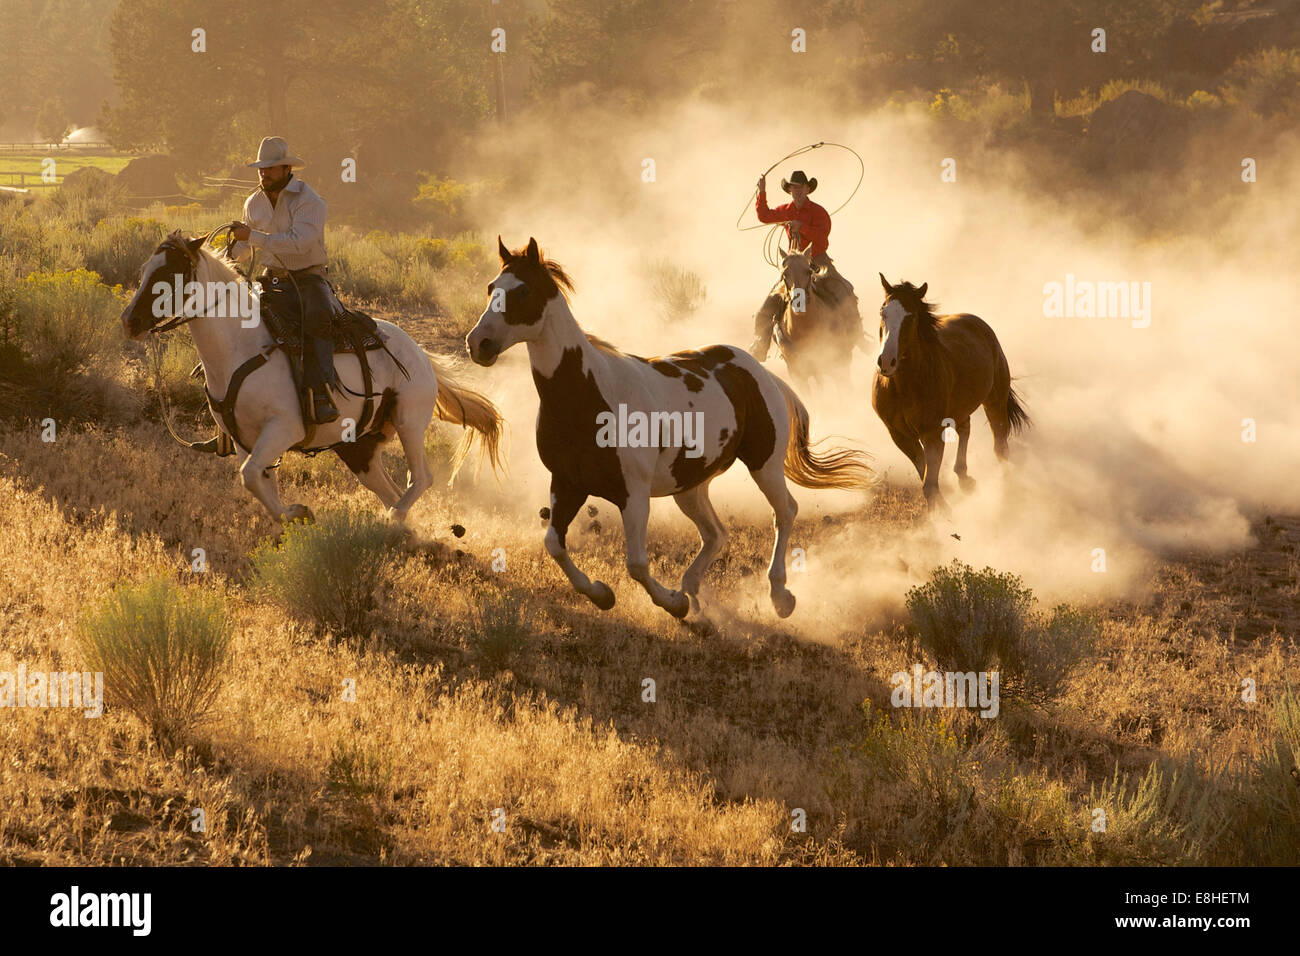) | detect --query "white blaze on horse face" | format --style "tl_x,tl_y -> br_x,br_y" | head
493,272 -> 524,295
125,251 -> 167,317
879,298 -> 906,374
469,271 -> 528,363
